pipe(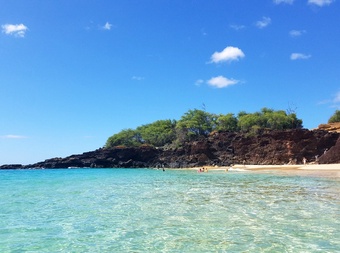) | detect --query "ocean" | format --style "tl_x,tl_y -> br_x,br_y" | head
0,168 -> 339,252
